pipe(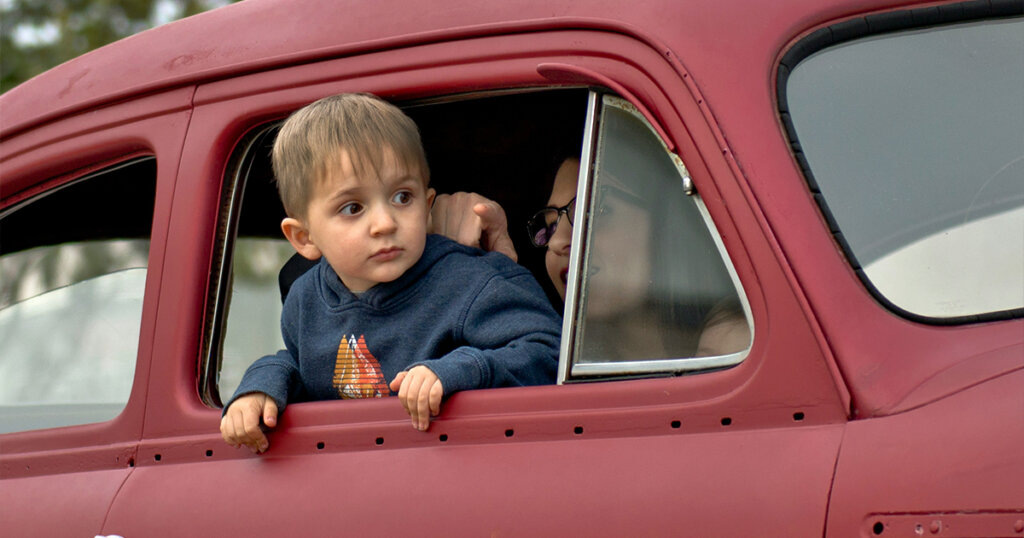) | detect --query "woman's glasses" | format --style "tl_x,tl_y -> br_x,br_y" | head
527,197 -> 576,247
